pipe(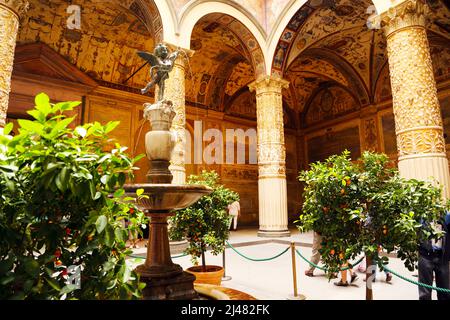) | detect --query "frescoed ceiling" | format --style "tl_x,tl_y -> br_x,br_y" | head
17,0 -> 158,90
272,0 -> 450,120
186,13 -> 261,111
